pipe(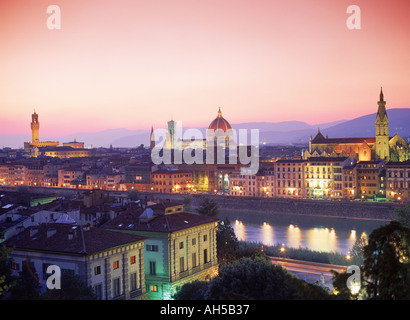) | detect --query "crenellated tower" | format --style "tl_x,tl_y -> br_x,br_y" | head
31,110 -> 40,143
